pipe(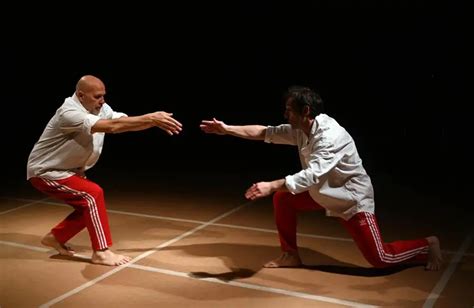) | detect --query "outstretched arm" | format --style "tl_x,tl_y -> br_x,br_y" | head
200,118 -> 266,140
92,111 -> 182,135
